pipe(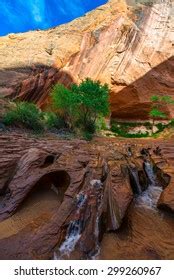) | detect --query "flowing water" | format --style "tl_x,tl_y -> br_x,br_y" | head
1,135 -> 174,260
54,180 -> 104,260
54,220 -> 83,260
137,161 -> 161,209
99,159 -> 174,260
54,192 -> 87,260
